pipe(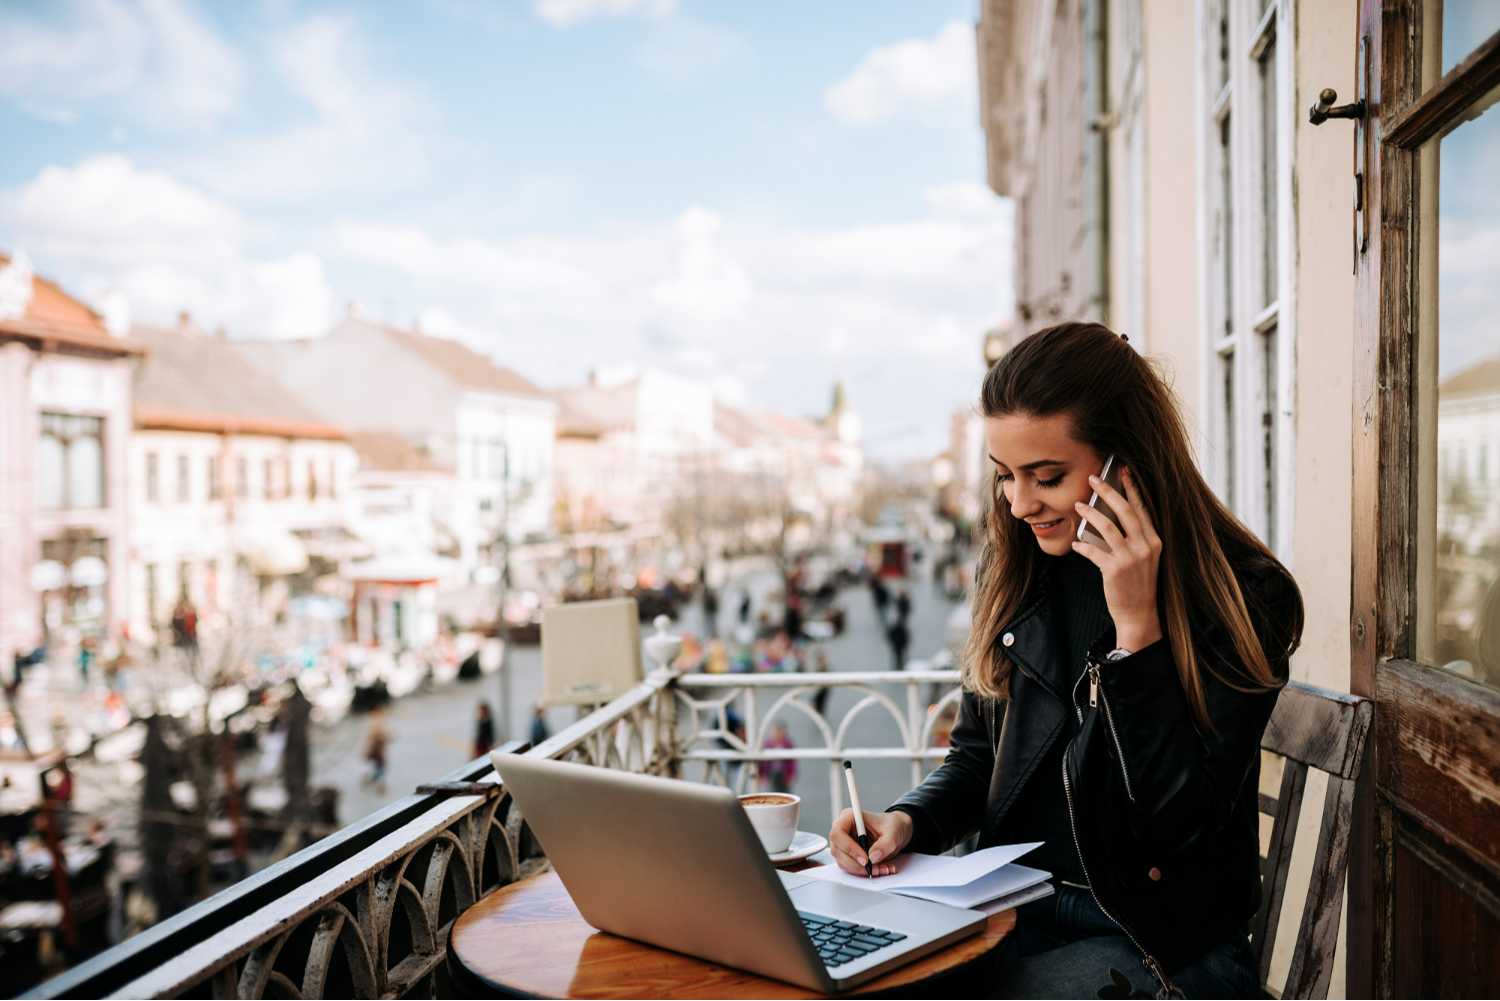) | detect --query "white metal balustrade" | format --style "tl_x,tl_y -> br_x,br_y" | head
25,666 -> 962,1000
